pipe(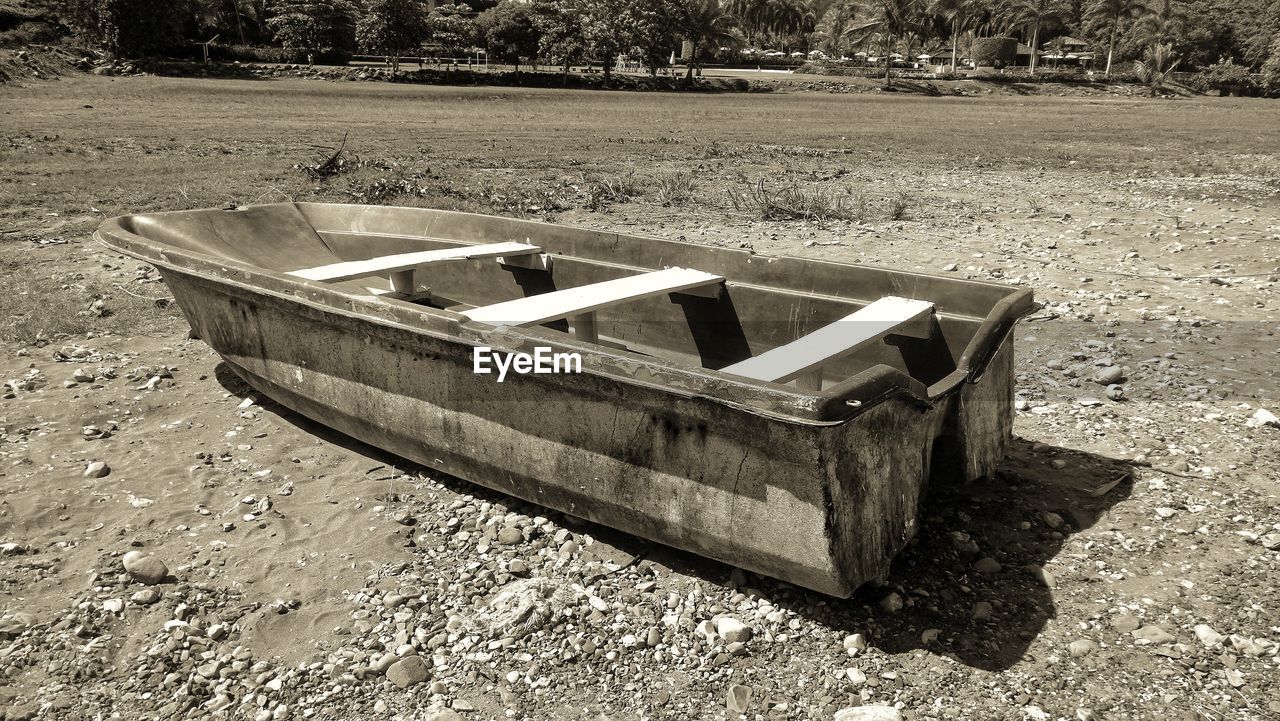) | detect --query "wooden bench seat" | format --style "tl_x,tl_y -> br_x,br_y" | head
722,296 -> 935,390
461,267 -> 724,342
288,242 -> 541,290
